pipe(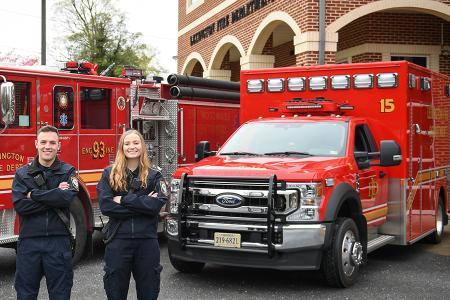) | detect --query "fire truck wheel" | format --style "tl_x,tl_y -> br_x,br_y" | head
70,197 -> 87,265
428,199 -> 445,244
169,250 -> 205,273
322,217 -> 361,288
